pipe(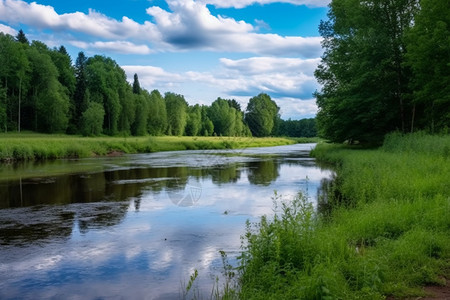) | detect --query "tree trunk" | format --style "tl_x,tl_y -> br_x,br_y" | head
18,77 -> 21,133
